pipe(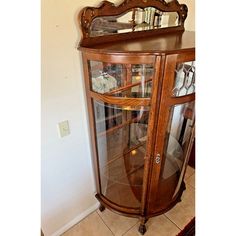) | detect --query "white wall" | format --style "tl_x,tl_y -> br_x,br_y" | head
41,0 -> 195,235
41,1 -> 99,235
179,0 -> 195,31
